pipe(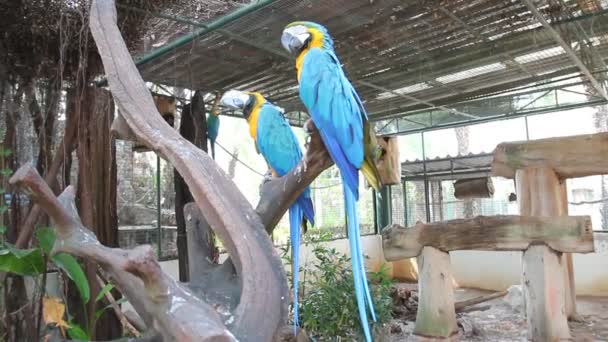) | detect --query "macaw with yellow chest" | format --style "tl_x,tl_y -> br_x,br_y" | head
220,89 -> 314,330
281,21 -> 383,341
